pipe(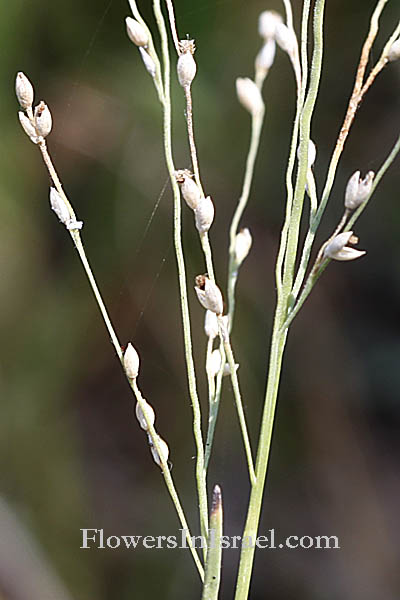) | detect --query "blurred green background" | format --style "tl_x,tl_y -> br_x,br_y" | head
1,0 -> 400,599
